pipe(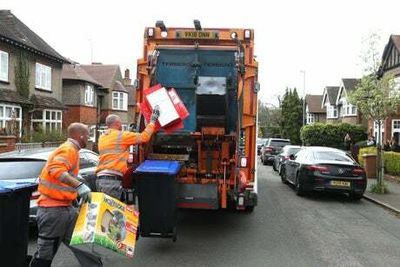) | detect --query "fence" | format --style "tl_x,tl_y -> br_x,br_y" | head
15,142 -> 62,151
